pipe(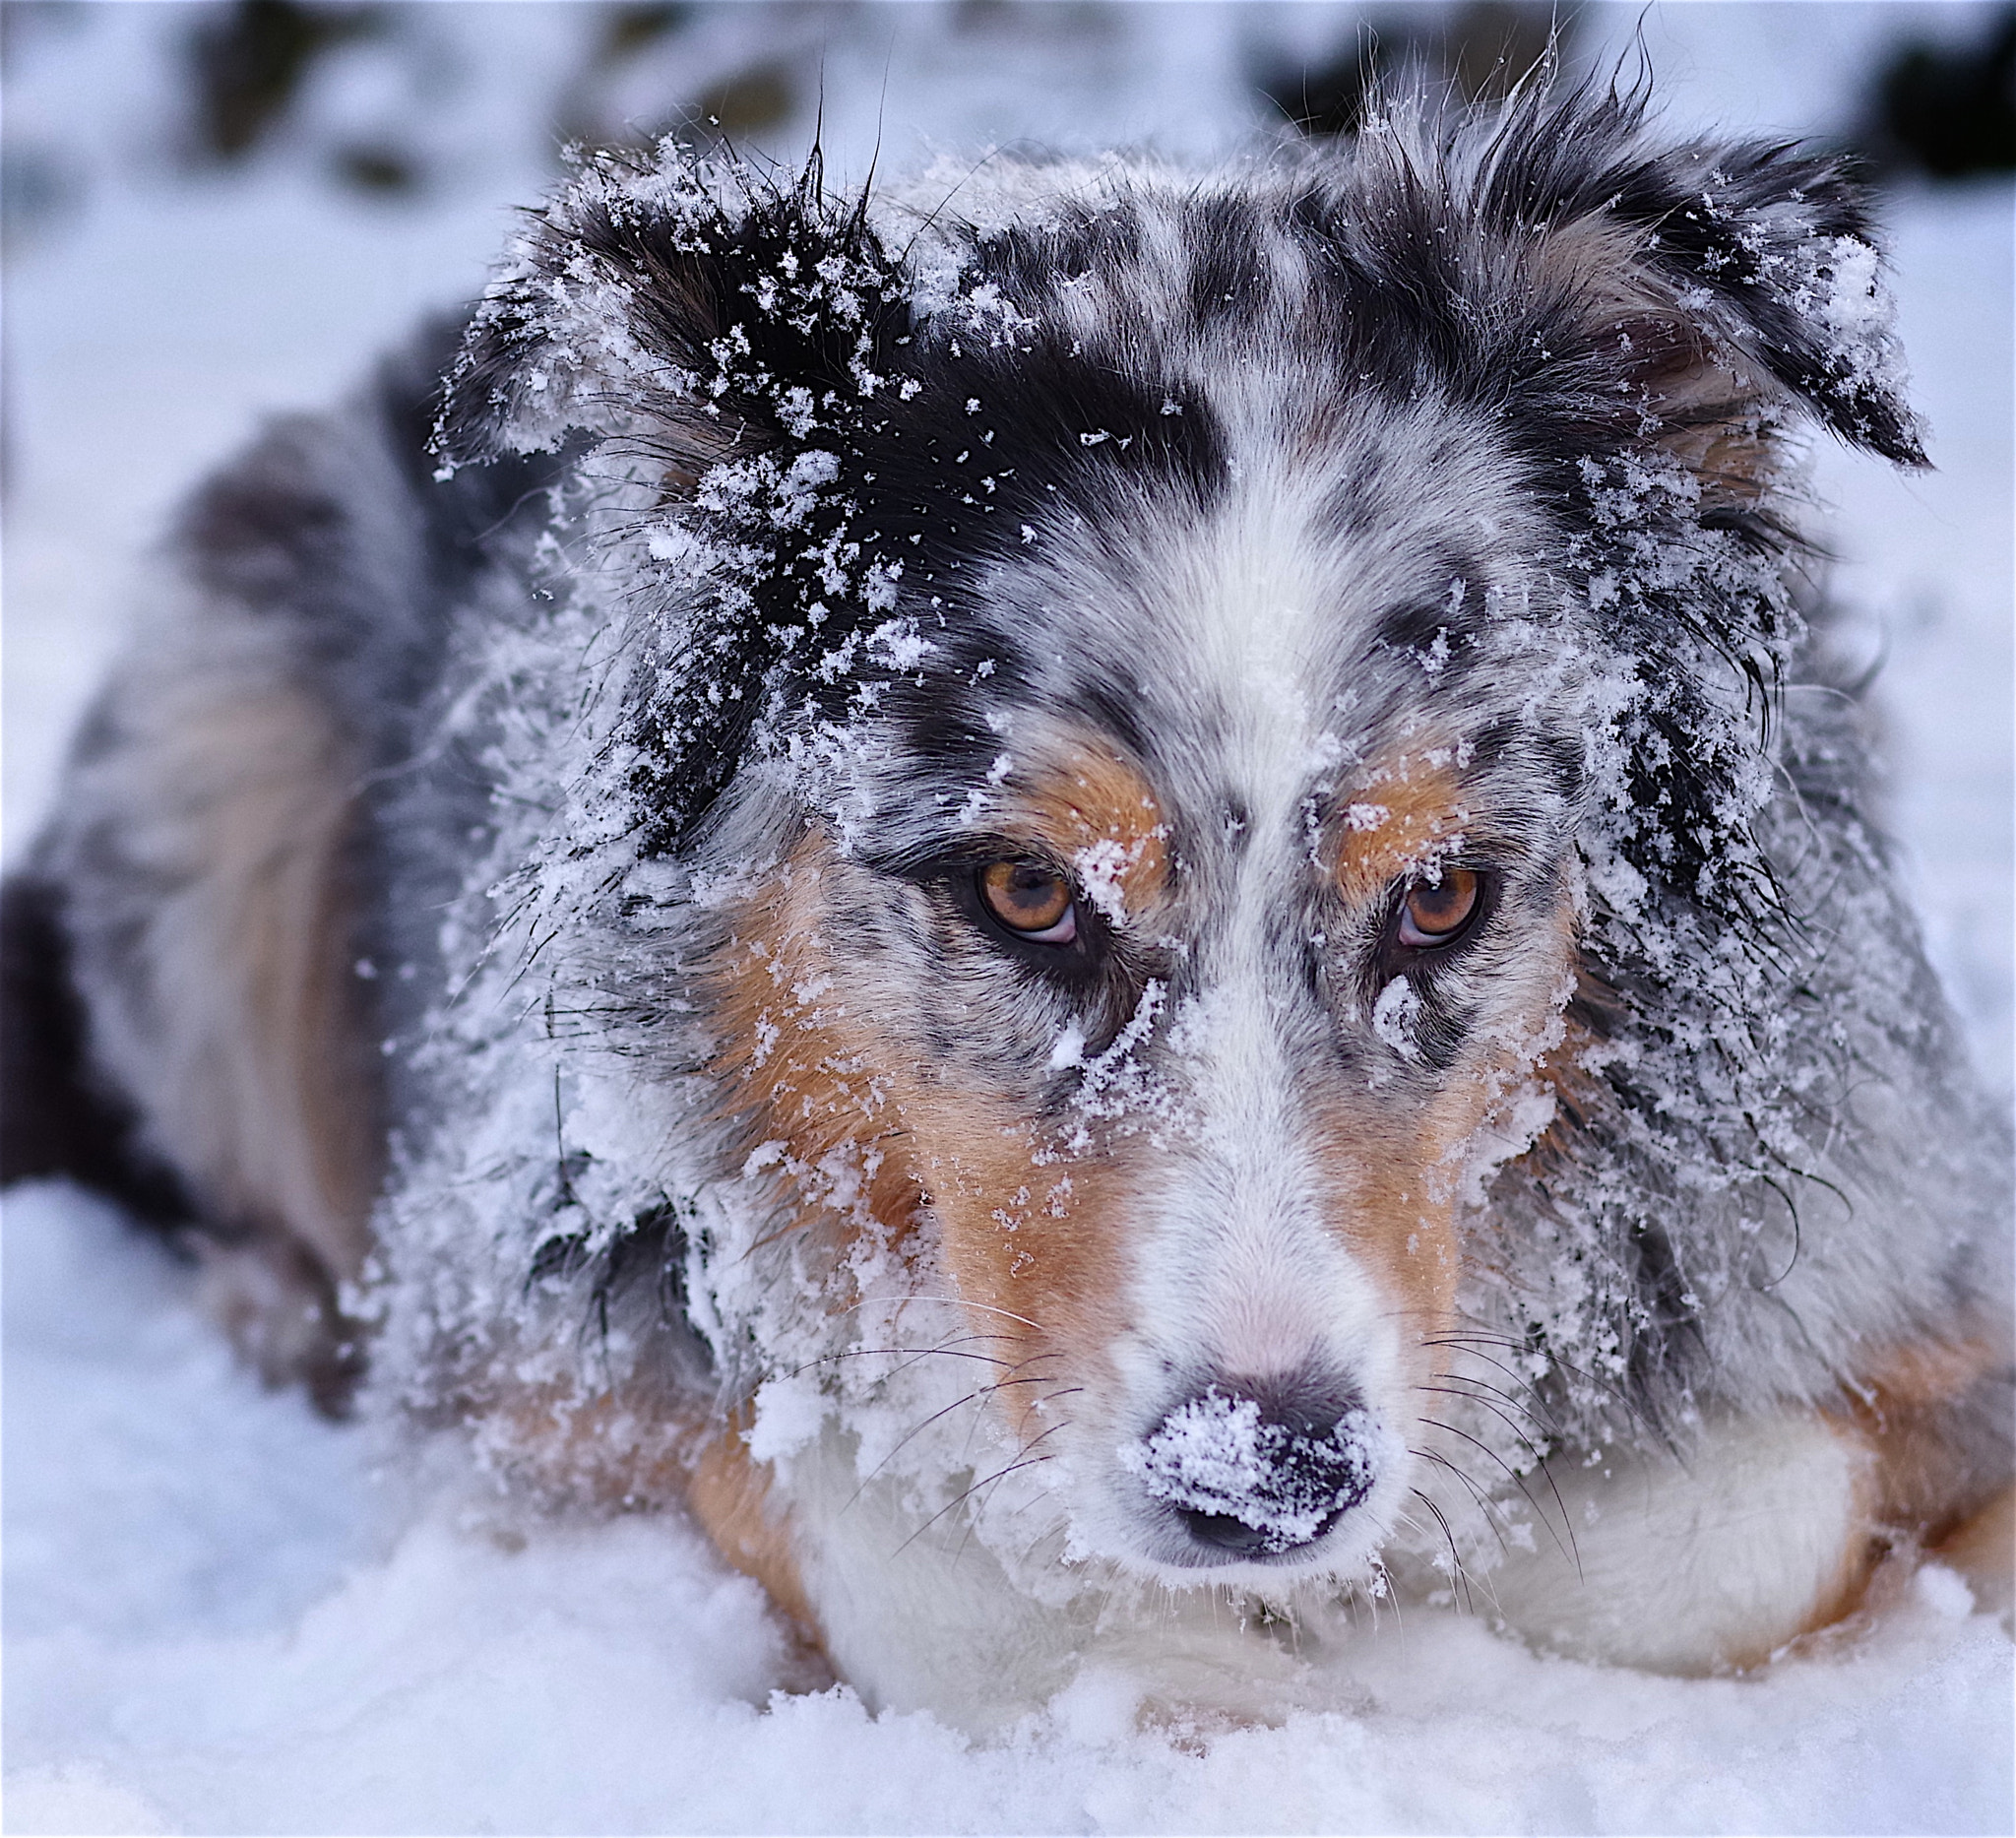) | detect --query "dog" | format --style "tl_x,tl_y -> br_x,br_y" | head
4,81 -> 2010,1731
